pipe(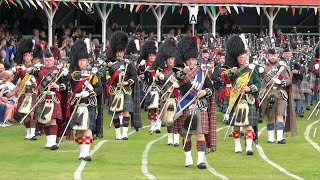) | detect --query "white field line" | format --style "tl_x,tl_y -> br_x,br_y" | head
74,125 -> 150,180
304,118 -> 320,152
141,134 -> 167,180
204,126 -> 229,180
256,127 -> 304,180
